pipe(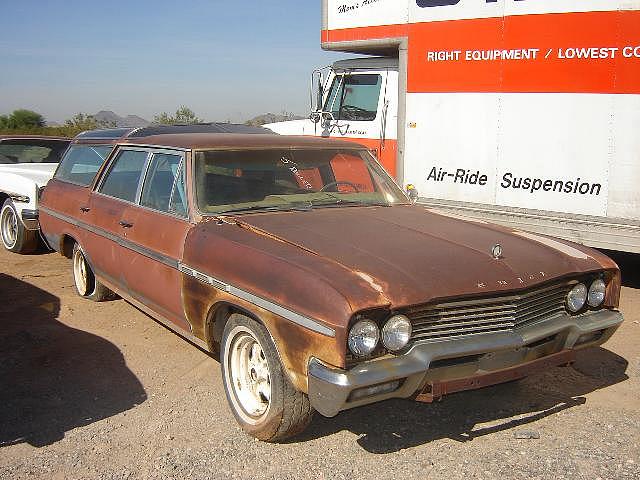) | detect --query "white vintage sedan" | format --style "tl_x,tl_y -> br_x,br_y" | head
0,136 -> 70,253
